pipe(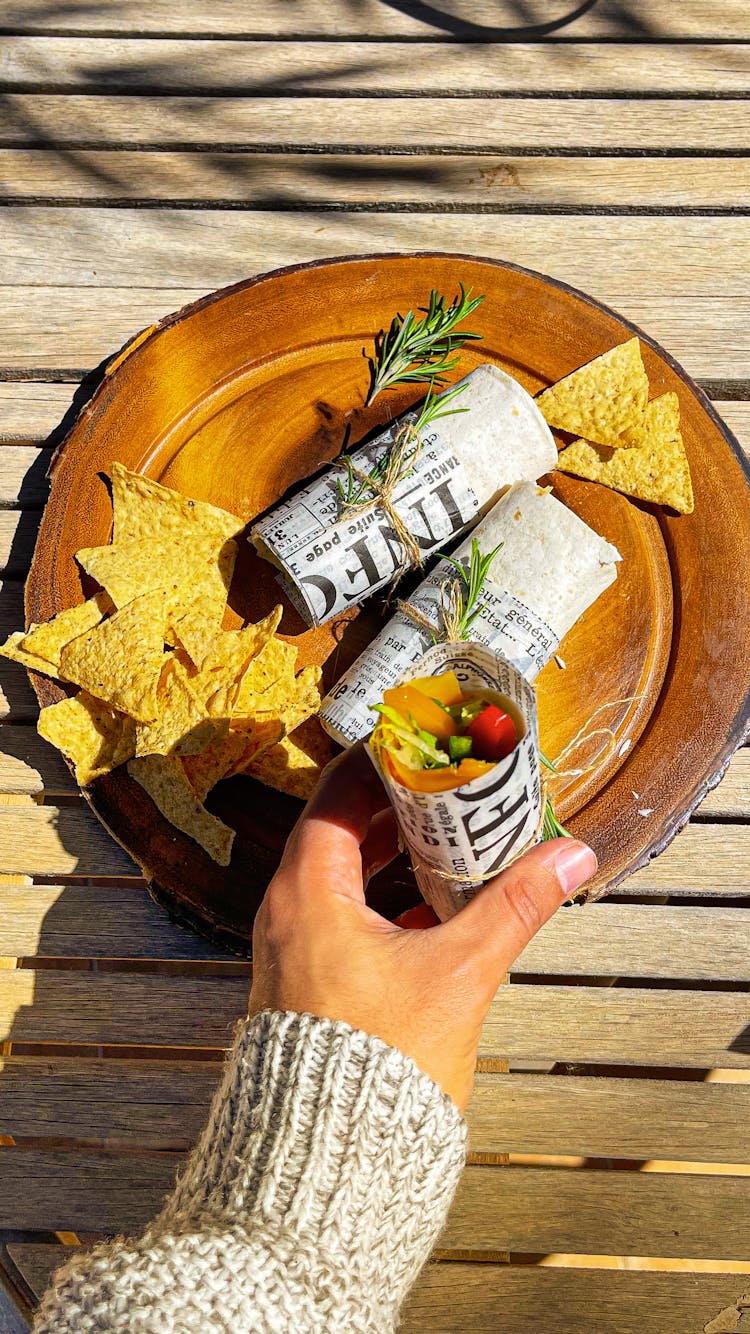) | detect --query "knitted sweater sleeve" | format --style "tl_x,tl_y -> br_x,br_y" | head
33,1010 -> 467,1333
